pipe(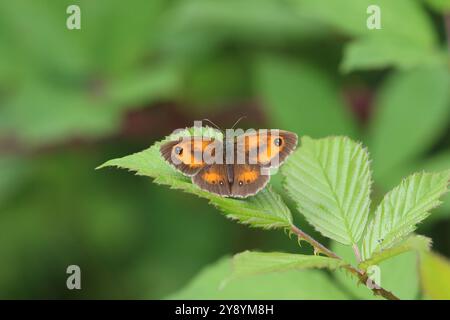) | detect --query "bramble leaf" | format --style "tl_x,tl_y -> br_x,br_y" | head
230,251 -> 345,279
282,136 -> 371,245
168,256 -> 350,299
98,127 -> 292,229
362,171 -> 450,260
359,235 -> 432,271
